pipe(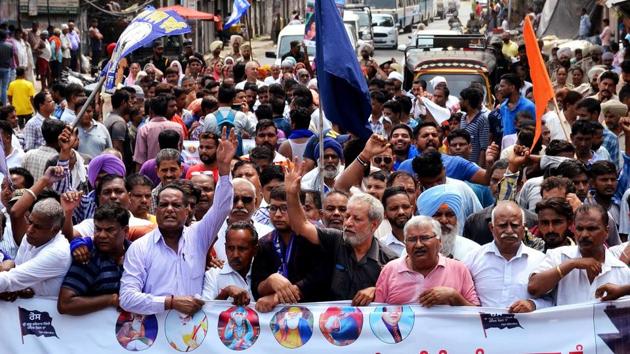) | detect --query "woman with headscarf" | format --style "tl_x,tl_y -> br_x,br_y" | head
124,62 -> 142,86
143,63 -> 163,82
169,60 -> 185,86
